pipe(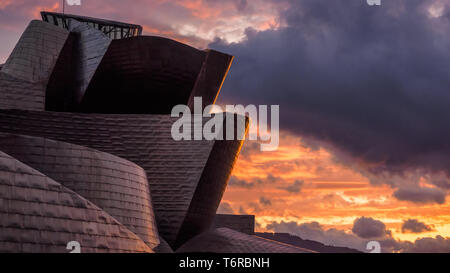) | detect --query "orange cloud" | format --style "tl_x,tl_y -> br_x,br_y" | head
32,2 -> 60,18
223,130 -> 450,244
